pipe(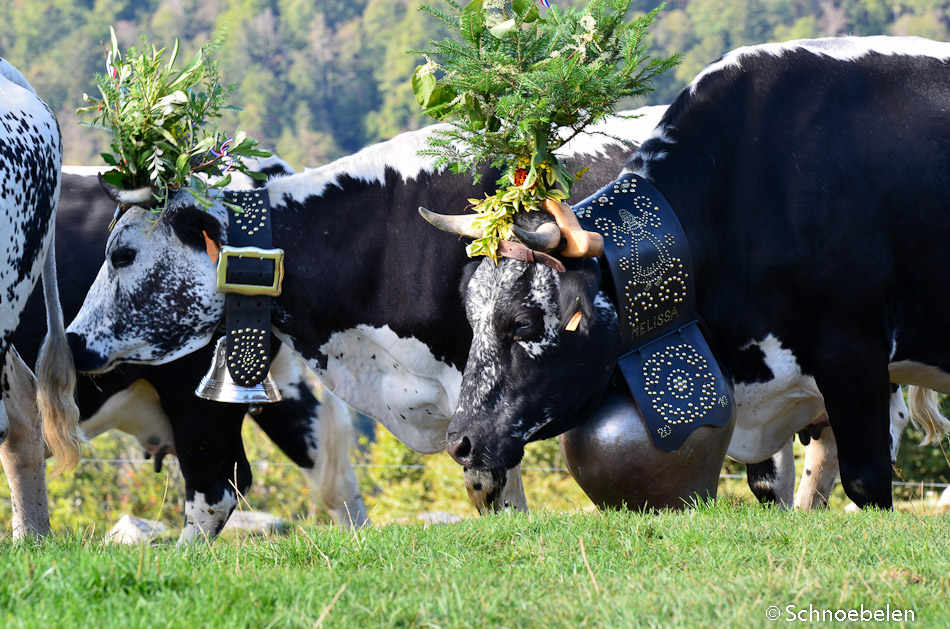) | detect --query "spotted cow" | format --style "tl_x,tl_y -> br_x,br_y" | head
63,108 -> 669,512
13,164 -> 368,542
0,58 -> 82,537
434,36 -> 950,510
